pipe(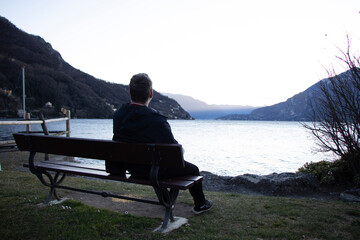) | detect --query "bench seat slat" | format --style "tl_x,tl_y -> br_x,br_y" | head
43,160 -> 203,182
23,162 -> 199,190
24,162 -> 109,177
39,160 -> 203,184
175,175 -> 203,182
44,160 -> 106,171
